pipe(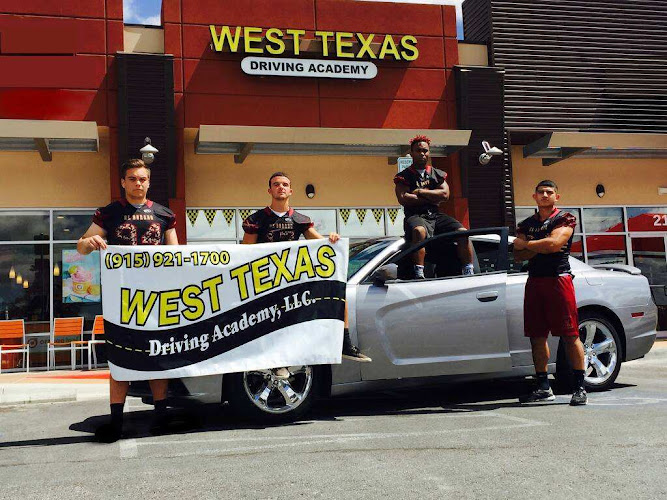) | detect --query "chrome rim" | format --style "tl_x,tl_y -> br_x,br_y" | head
580,319 -> 618,387
242,365 -> 313,414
